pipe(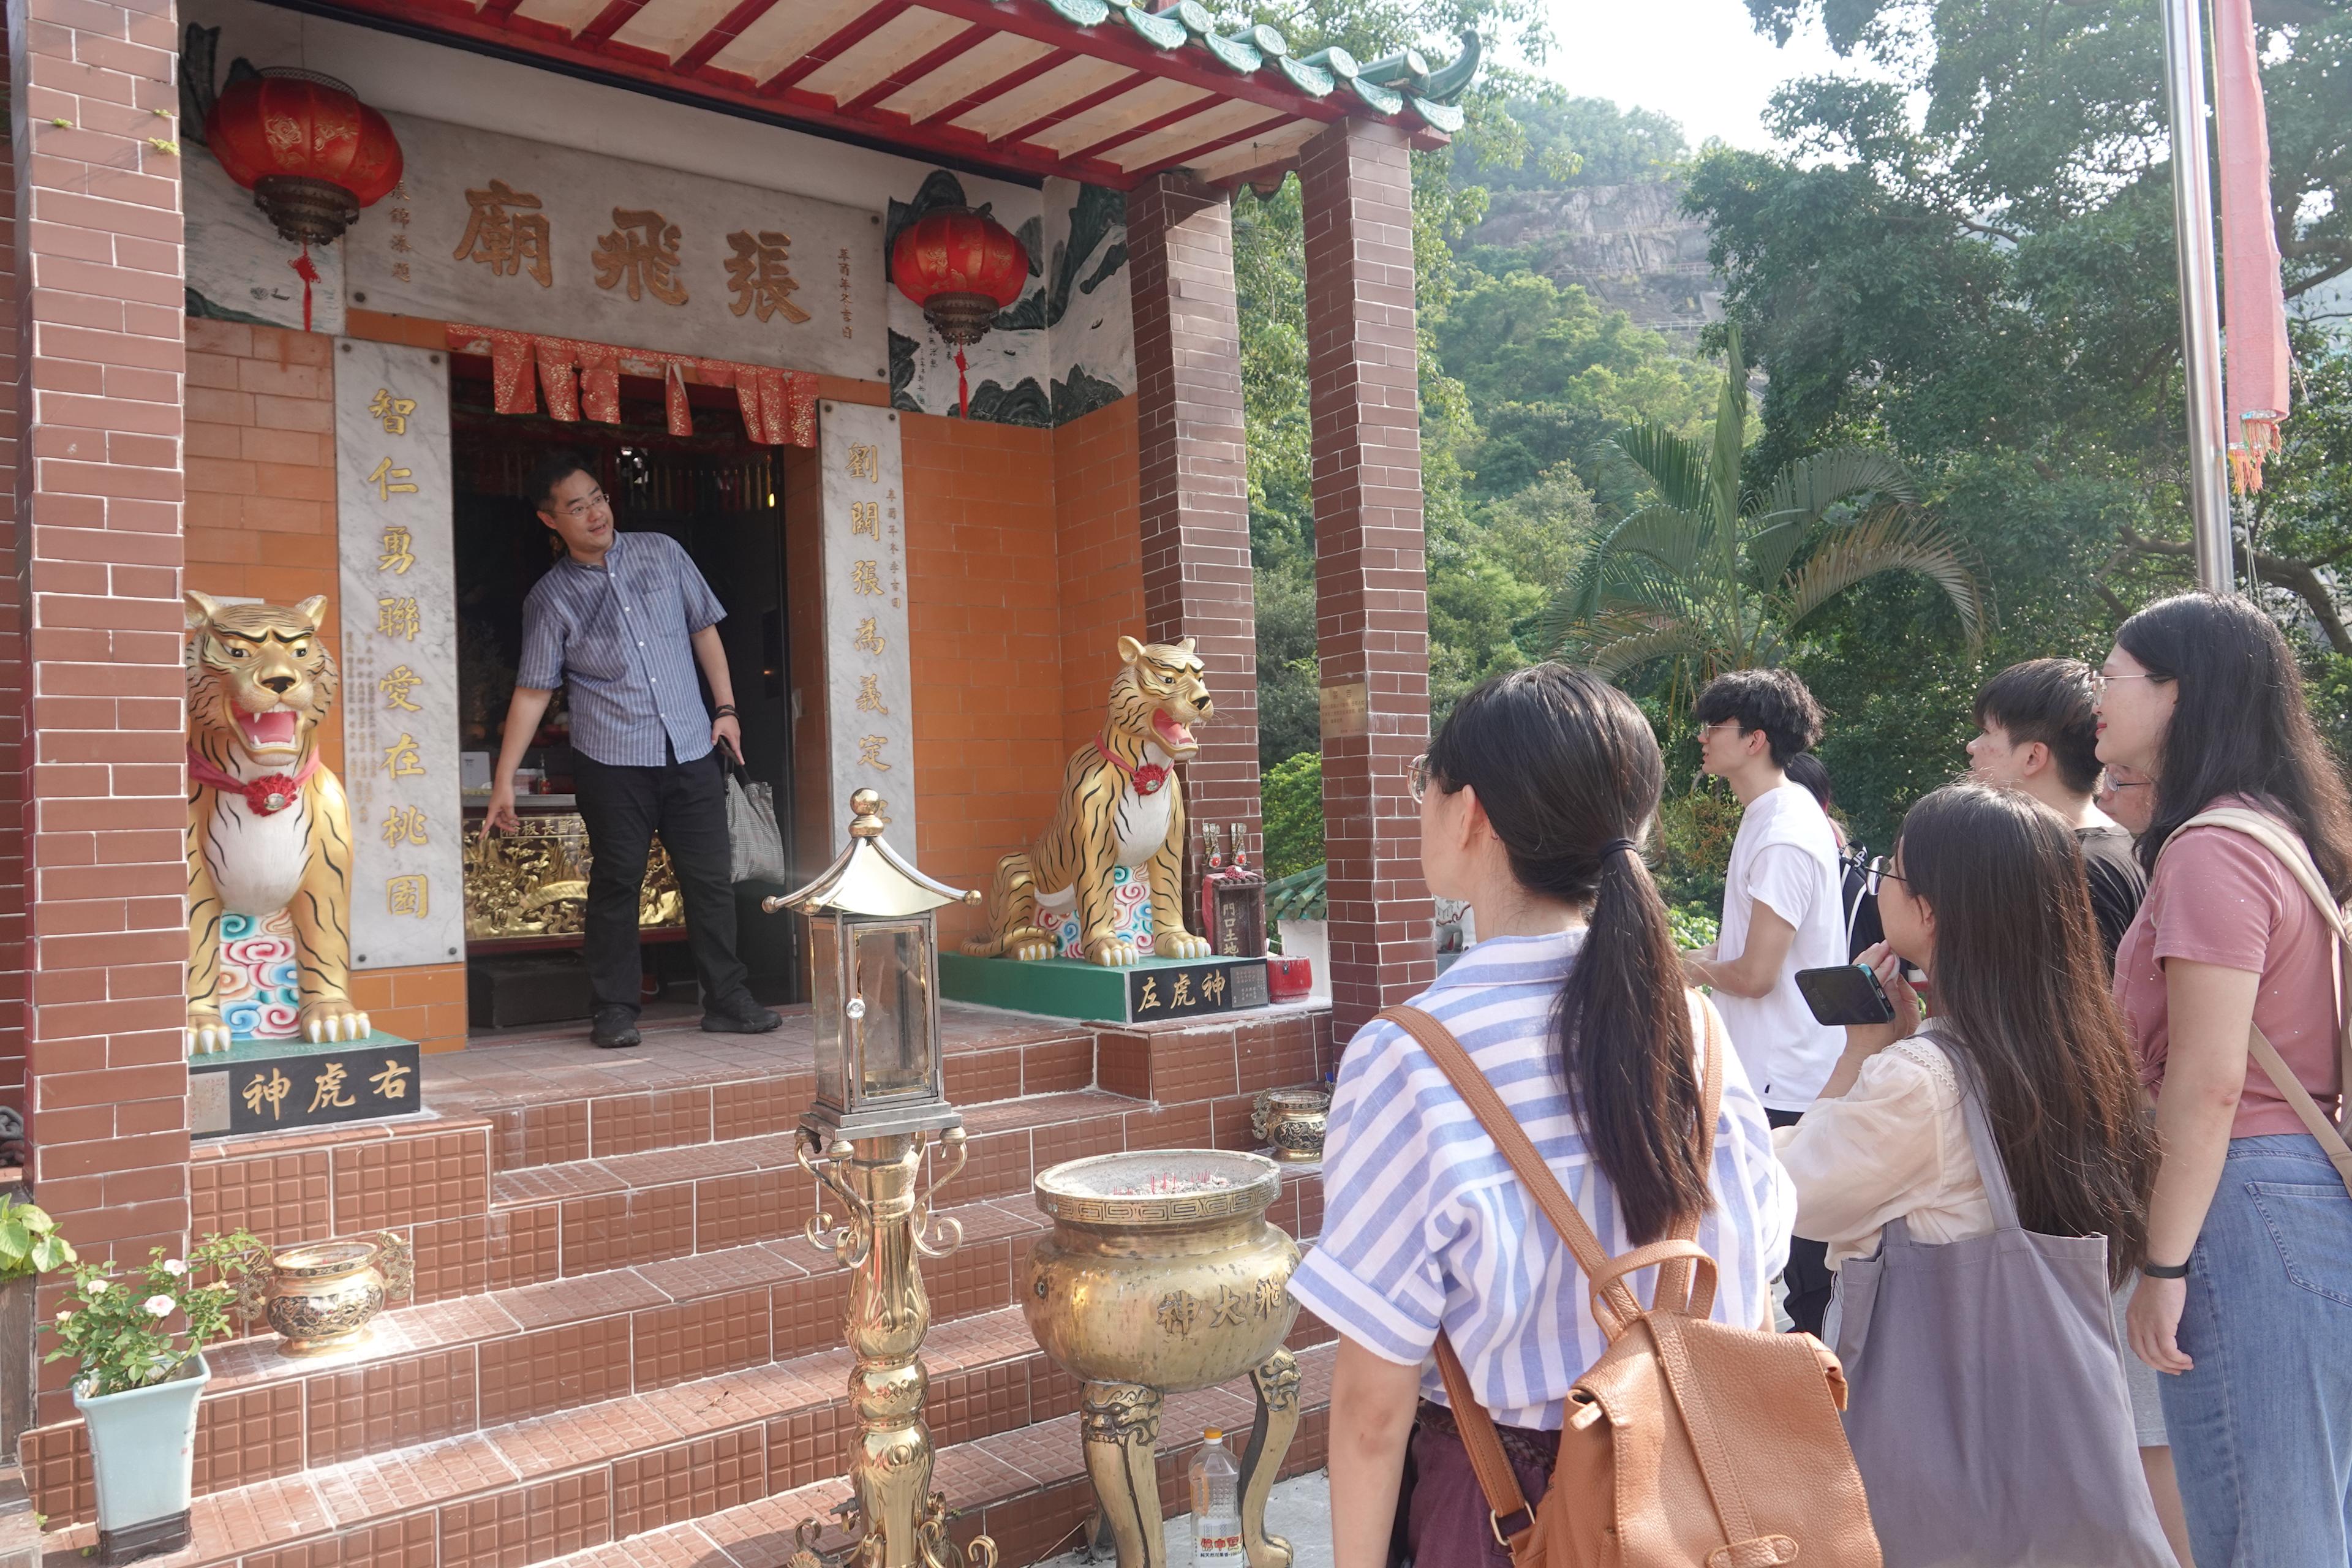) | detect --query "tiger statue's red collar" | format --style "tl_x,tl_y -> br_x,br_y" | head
1093,736 -> 1169,796
188,747 -> 321,817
